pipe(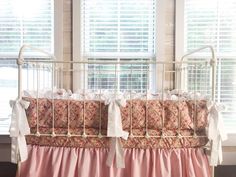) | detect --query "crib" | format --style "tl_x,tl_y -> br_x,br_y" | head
10,45 -> 226,177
